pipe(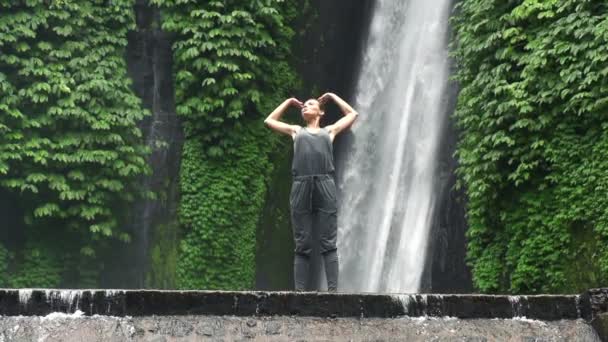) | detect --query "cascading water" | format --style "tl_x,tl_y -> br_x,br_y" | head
338,0 -> 453,293
102,2 -> 183,288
